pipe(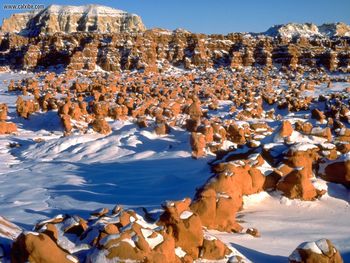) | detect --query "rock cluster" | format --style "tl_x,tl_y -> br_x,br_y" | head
5,202 -> 241,263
